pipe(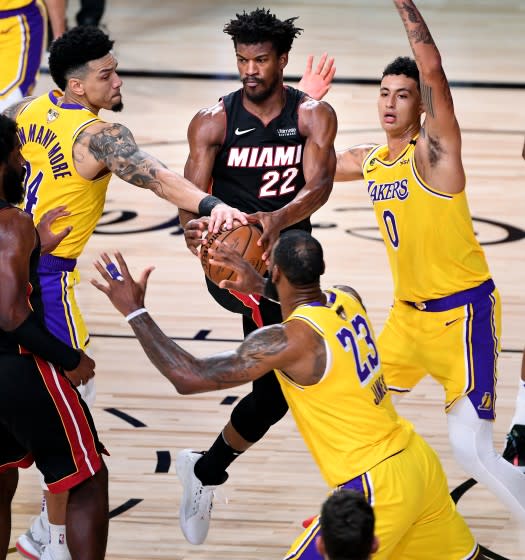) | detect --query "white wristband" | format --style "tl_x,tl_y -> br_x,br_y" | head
125,308 -> 148,322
